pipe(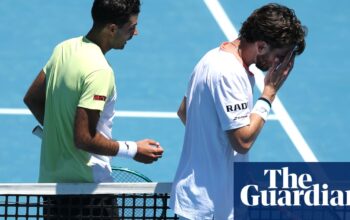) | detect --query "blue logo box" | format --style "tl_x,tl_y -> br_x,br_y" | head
234,162 -> 350,220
